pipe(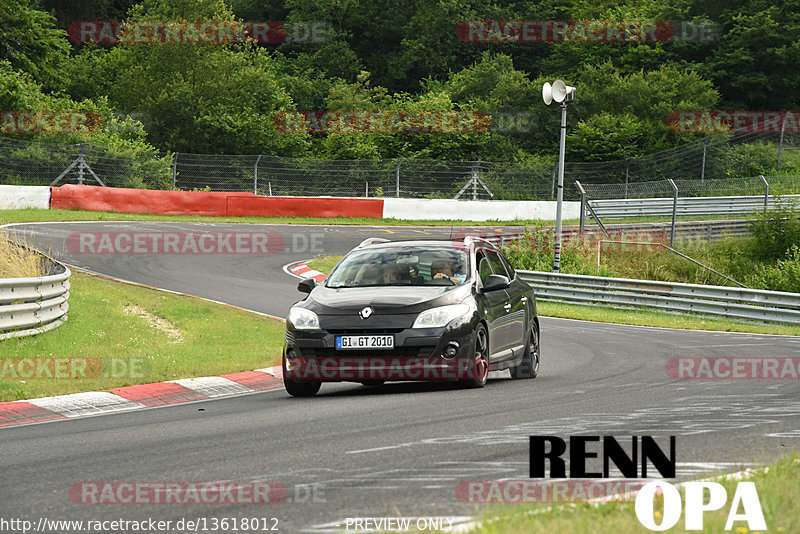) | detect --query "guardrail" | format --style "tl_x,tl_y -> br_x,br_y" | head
587,194 -> 800,220
517,270 -> 800,325
565,219 -> 752,241
0,260 -> 71,340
